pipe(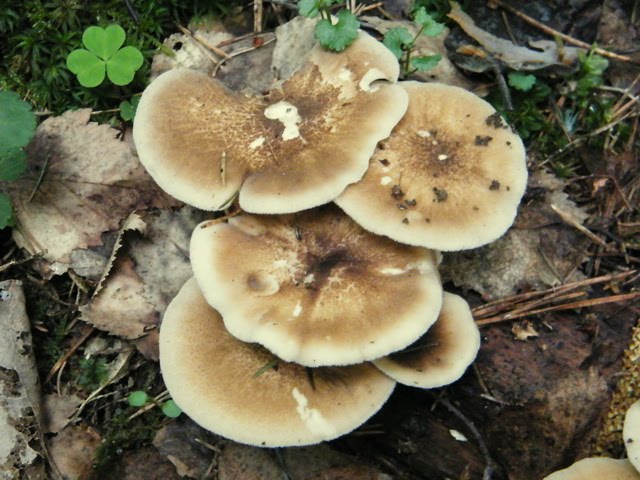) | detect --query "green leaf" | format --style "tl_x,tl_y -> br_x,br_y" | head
0,91 -> 36,154
508,71 -> 537,92
411,54 -> 442,71
0,149 -> 28,181
383,27 -> 414,60
120,96 -> 140,121
83,25 -> 126,60
161,400 -> 182,418
414,7 -> 446,37
106,47 -> 144,85
0,193 -> 12,230
66,49 -> 106,87
314,10 -> 360,52
128,390 -> 149,407
298,0 -> 320,18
